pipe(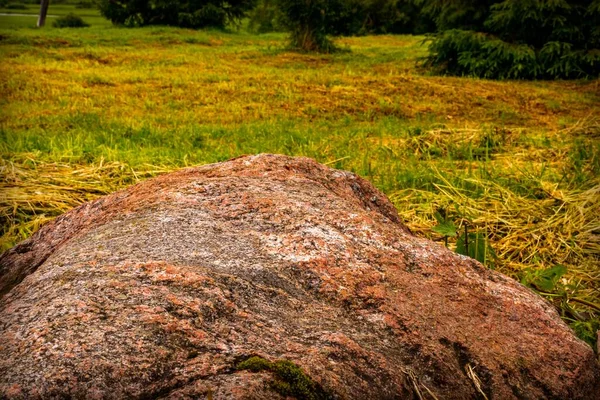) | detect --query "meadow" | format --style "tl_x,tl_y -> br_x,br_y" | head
0,4 -> 599,346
